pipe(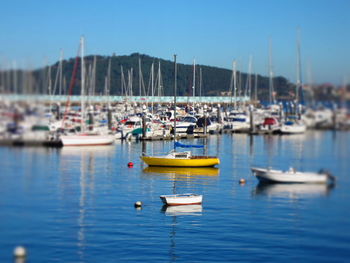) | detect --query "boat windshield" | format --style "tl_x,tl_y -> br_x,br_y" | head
182,116 -> 197,123
175,154 -> 189,158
